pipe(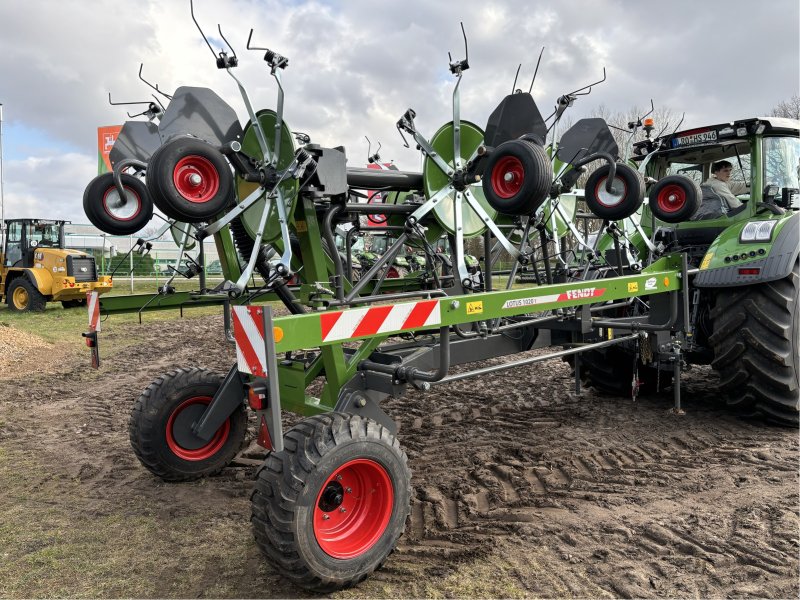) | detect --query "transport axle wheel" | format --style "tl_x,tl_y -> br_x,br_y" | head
146,136 -> 234,222
83,172 -> 154,235
251,413 -> 411,593
129,367 -> 247,481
